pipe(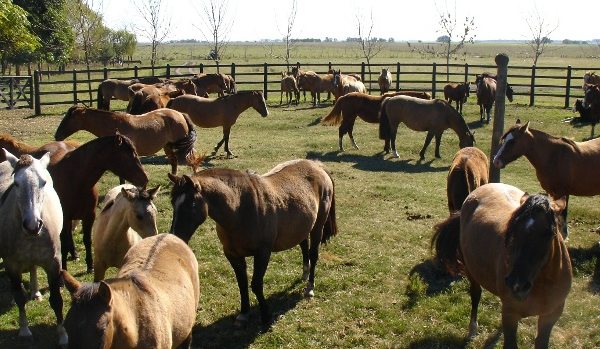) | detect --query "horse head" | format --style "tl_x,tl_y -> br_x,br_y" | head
122,185 -> 160,238
168,173 -> 208,243
493,121 -> 529,169
332,70 -> 342,88
104,135 -> 148,187
252,91 -> 269,117
54,106 -> 82,141
503,194 -> 566,301
506,83 -> 514,102
583,84 -> 600,108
